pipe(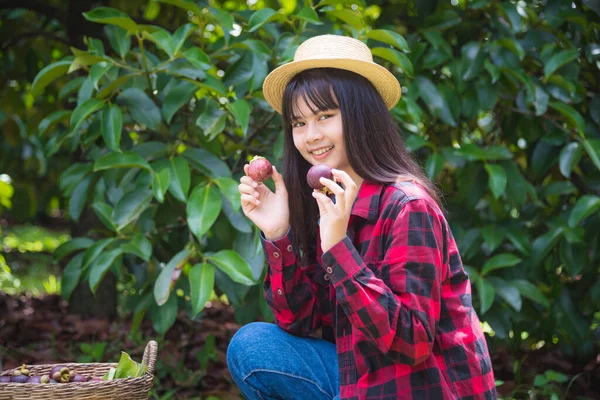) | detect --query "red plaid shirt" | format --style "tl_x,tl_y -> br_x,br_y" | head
261,180 -> 497,399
